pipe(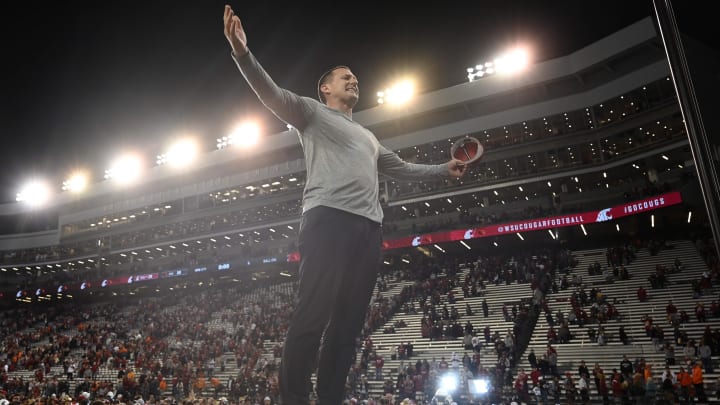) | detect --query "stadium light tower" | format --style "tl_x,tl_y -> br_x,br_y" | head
217,122 -> 261,149
16,180 -> 52,207
467,46 -> 530,82
495,48 -> 530,74
104,154 -> 143,184
157,138 -> 198,167
62,171 -> 88,193
377,79 -> 416,105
